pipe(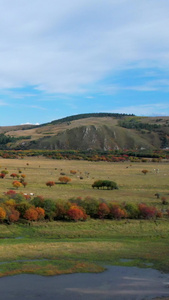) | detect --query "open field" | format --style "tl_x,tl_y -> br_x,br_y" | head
0,157 -> 168,277
0,157 -> 169,204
